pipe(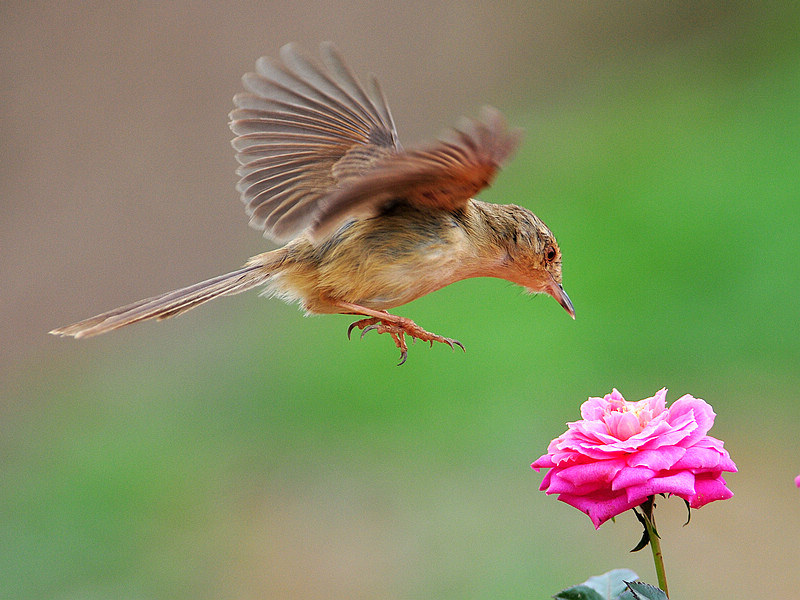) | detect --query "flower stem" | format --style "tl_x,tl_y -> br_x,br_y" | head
640,497 -> 669,597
